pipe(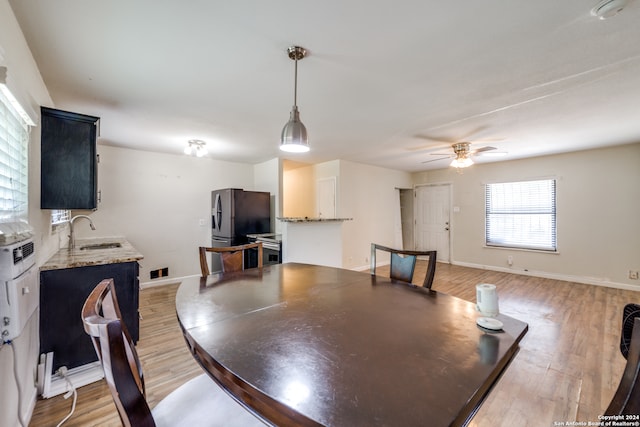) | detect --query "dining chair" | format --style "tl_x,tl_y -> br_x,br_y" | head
620,303 -> 640,359
606,317 -> 640,415
81,278 -> 267,427
199,242 -> 263,277
370,243 -> 437,289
